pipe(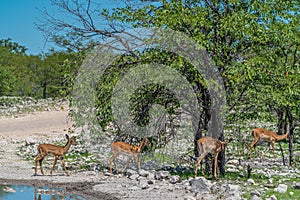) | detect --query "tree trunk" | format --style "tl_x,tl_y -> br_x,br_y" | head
276,108 -> 284,134
194,127 -> 202,157
287,106 -> 294,166
276,107 -> 286,165
193,82 -> 210,157
277,108 -> 287,165
218,132 -> 225,176
42,81 -> 47,99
